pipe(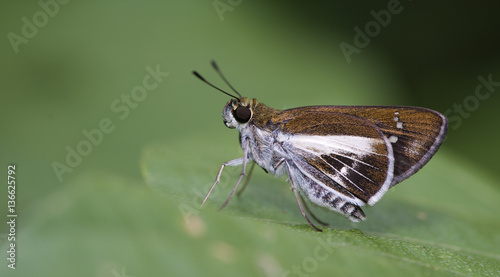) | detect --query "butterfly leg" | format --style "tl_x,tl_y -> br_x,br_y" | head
299,194 -> 329,227
236,162 -> 256,197
201,157 -> 244,206
291,185 -> 323,232
284,162 -> 323,231
219,138 -> 250,210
